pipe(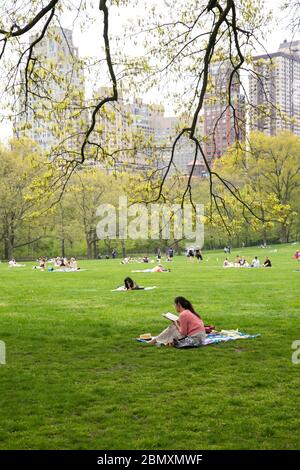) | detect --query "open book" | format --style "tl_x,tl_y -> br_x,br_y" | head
162,312 -> 179,322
